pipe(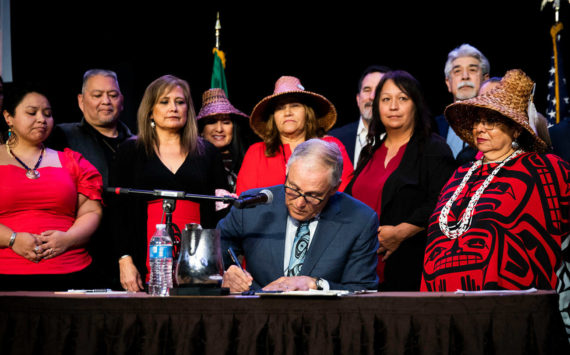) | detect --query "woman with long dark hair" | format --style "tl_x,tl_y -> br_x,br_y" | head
346,70 -> 456,291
